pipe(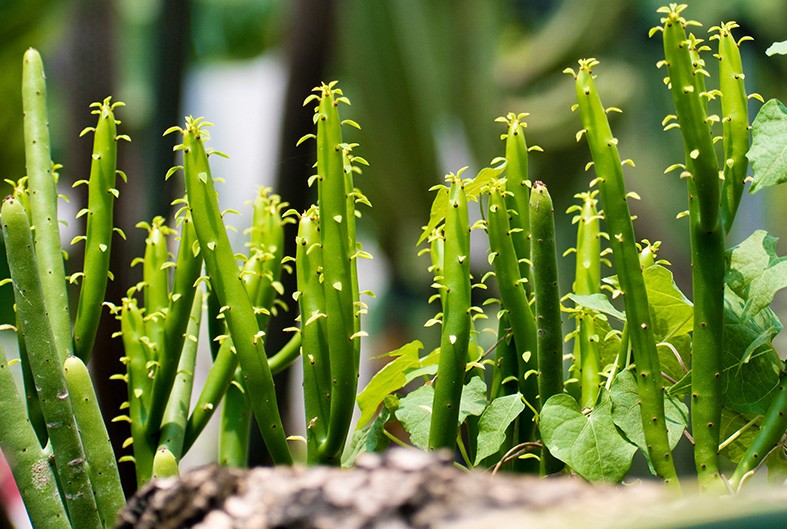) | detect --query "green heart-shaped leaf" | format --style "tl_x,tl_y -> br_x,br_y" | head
748,99 -> 787,194
474,393 -> 525,465
395,377 -> 488,449
356,340 -> 423,429
540,392 -> 636,482
609,370 -> 688,475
